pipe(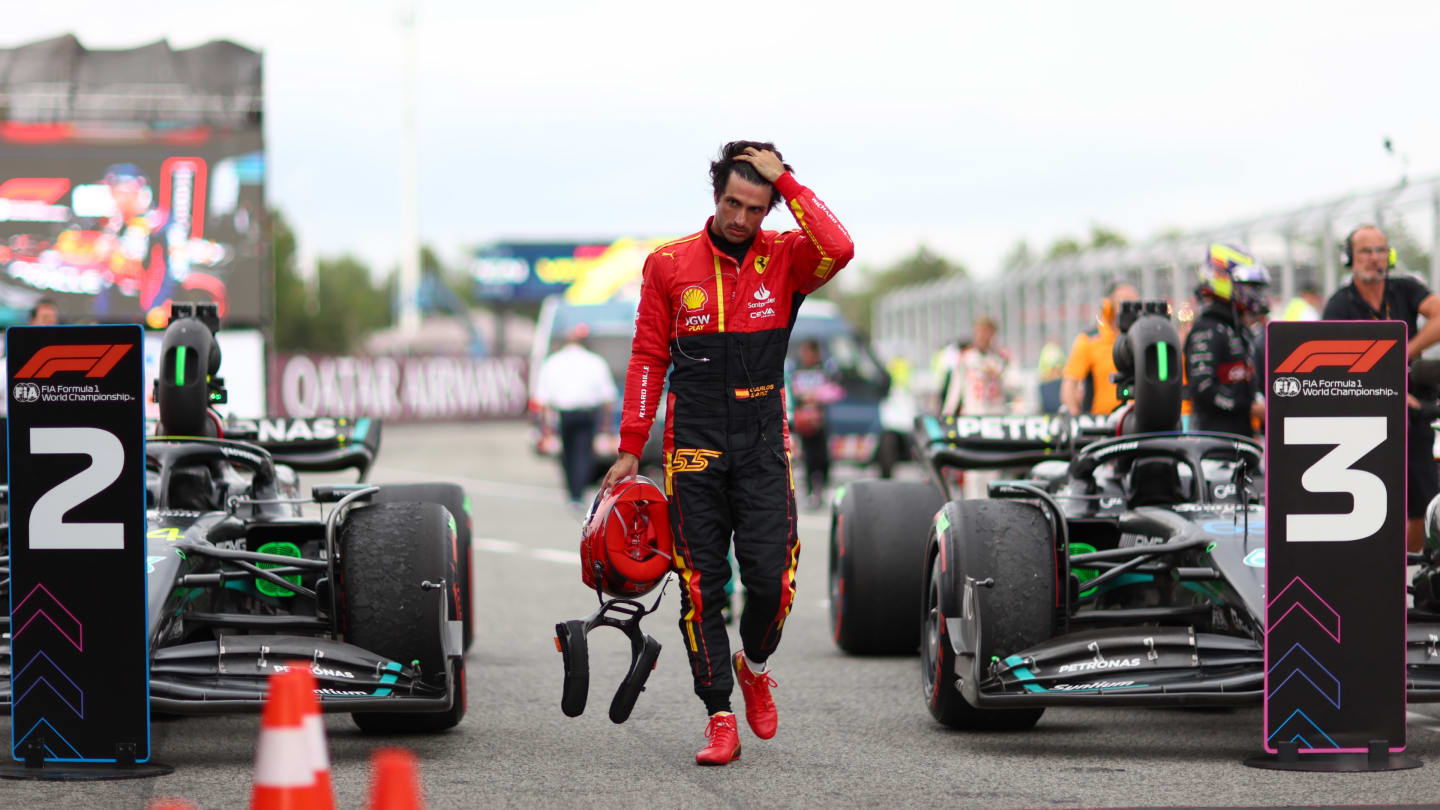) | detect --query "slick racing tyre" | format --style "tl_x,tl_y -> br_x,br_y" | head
372,483 -> 474,653
923,499 -> 1053,730
340,501 -> 466,733
830,479 -> 945,654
